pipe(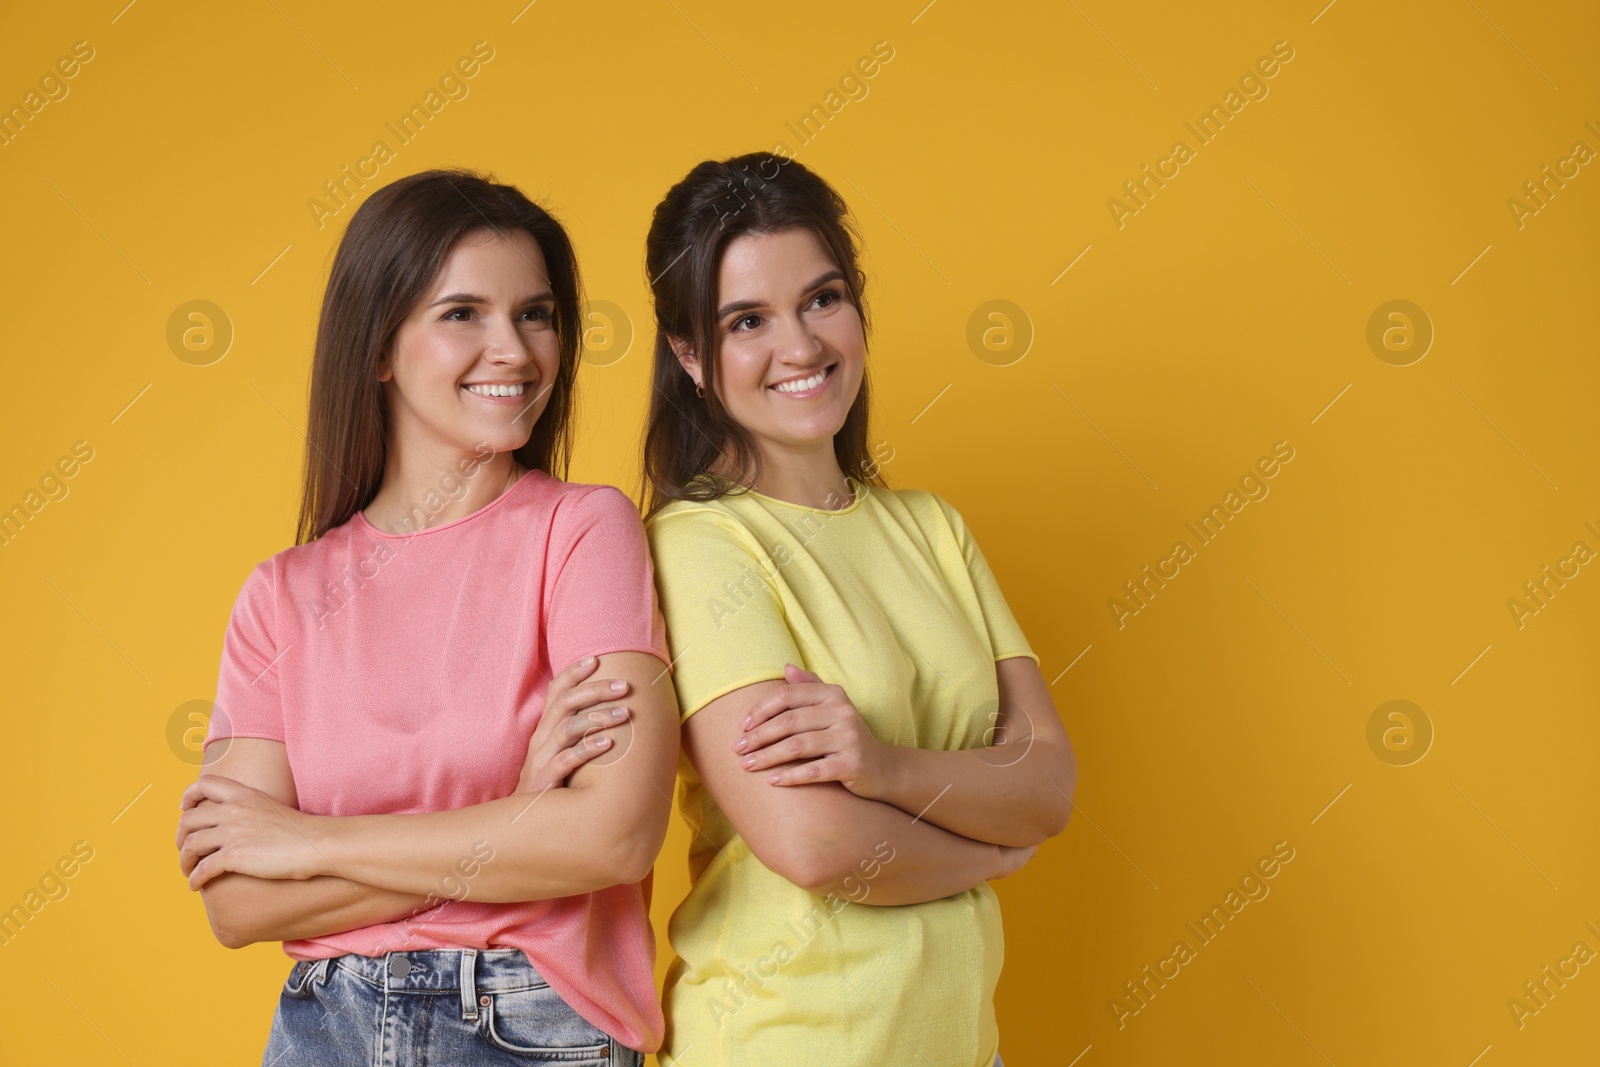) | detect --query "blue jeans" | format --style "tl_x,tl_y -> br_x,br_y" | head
262,946 -> 644,1066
